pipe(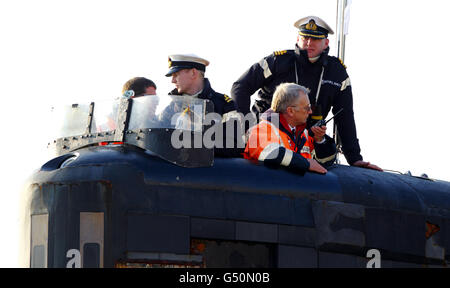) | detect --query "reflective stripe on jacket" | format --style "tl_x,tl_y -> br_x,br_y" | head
244,119 -> 314,169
